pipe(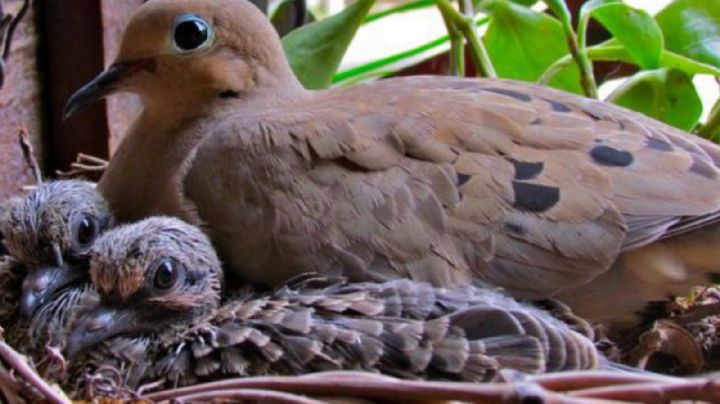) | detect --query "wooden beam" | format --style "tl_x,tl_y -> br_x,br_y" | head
39,0 -> 110,174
